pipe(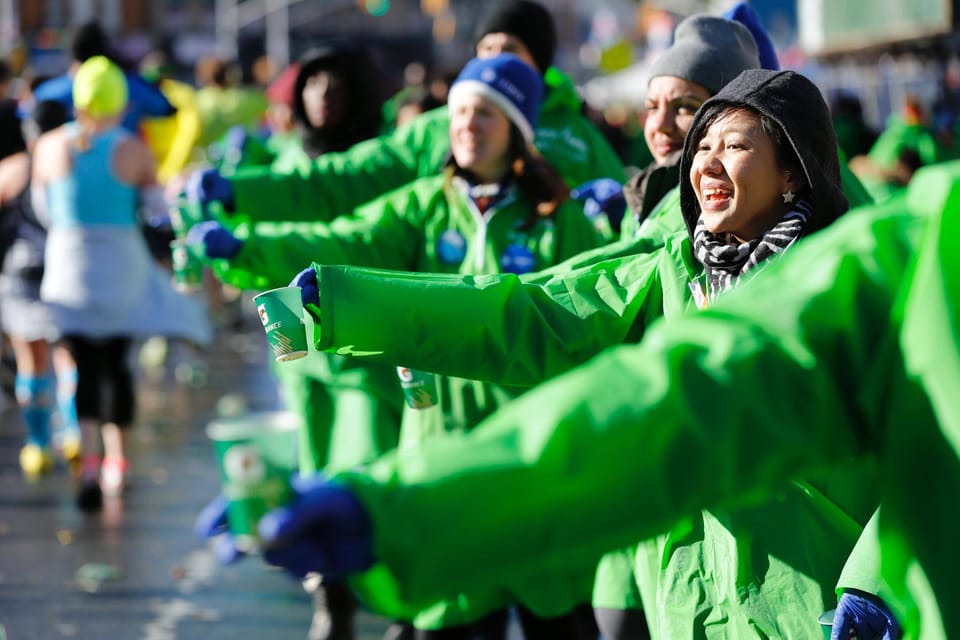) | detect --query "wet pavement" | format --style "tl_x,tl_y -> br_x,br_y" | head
0,305 -> 393,639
